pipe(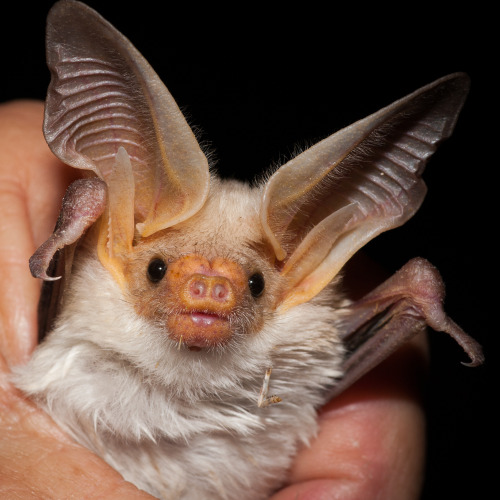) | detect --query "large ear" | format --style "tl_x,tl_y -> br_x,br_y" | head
43,1 -> 209,280
261,73 -> 470,311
